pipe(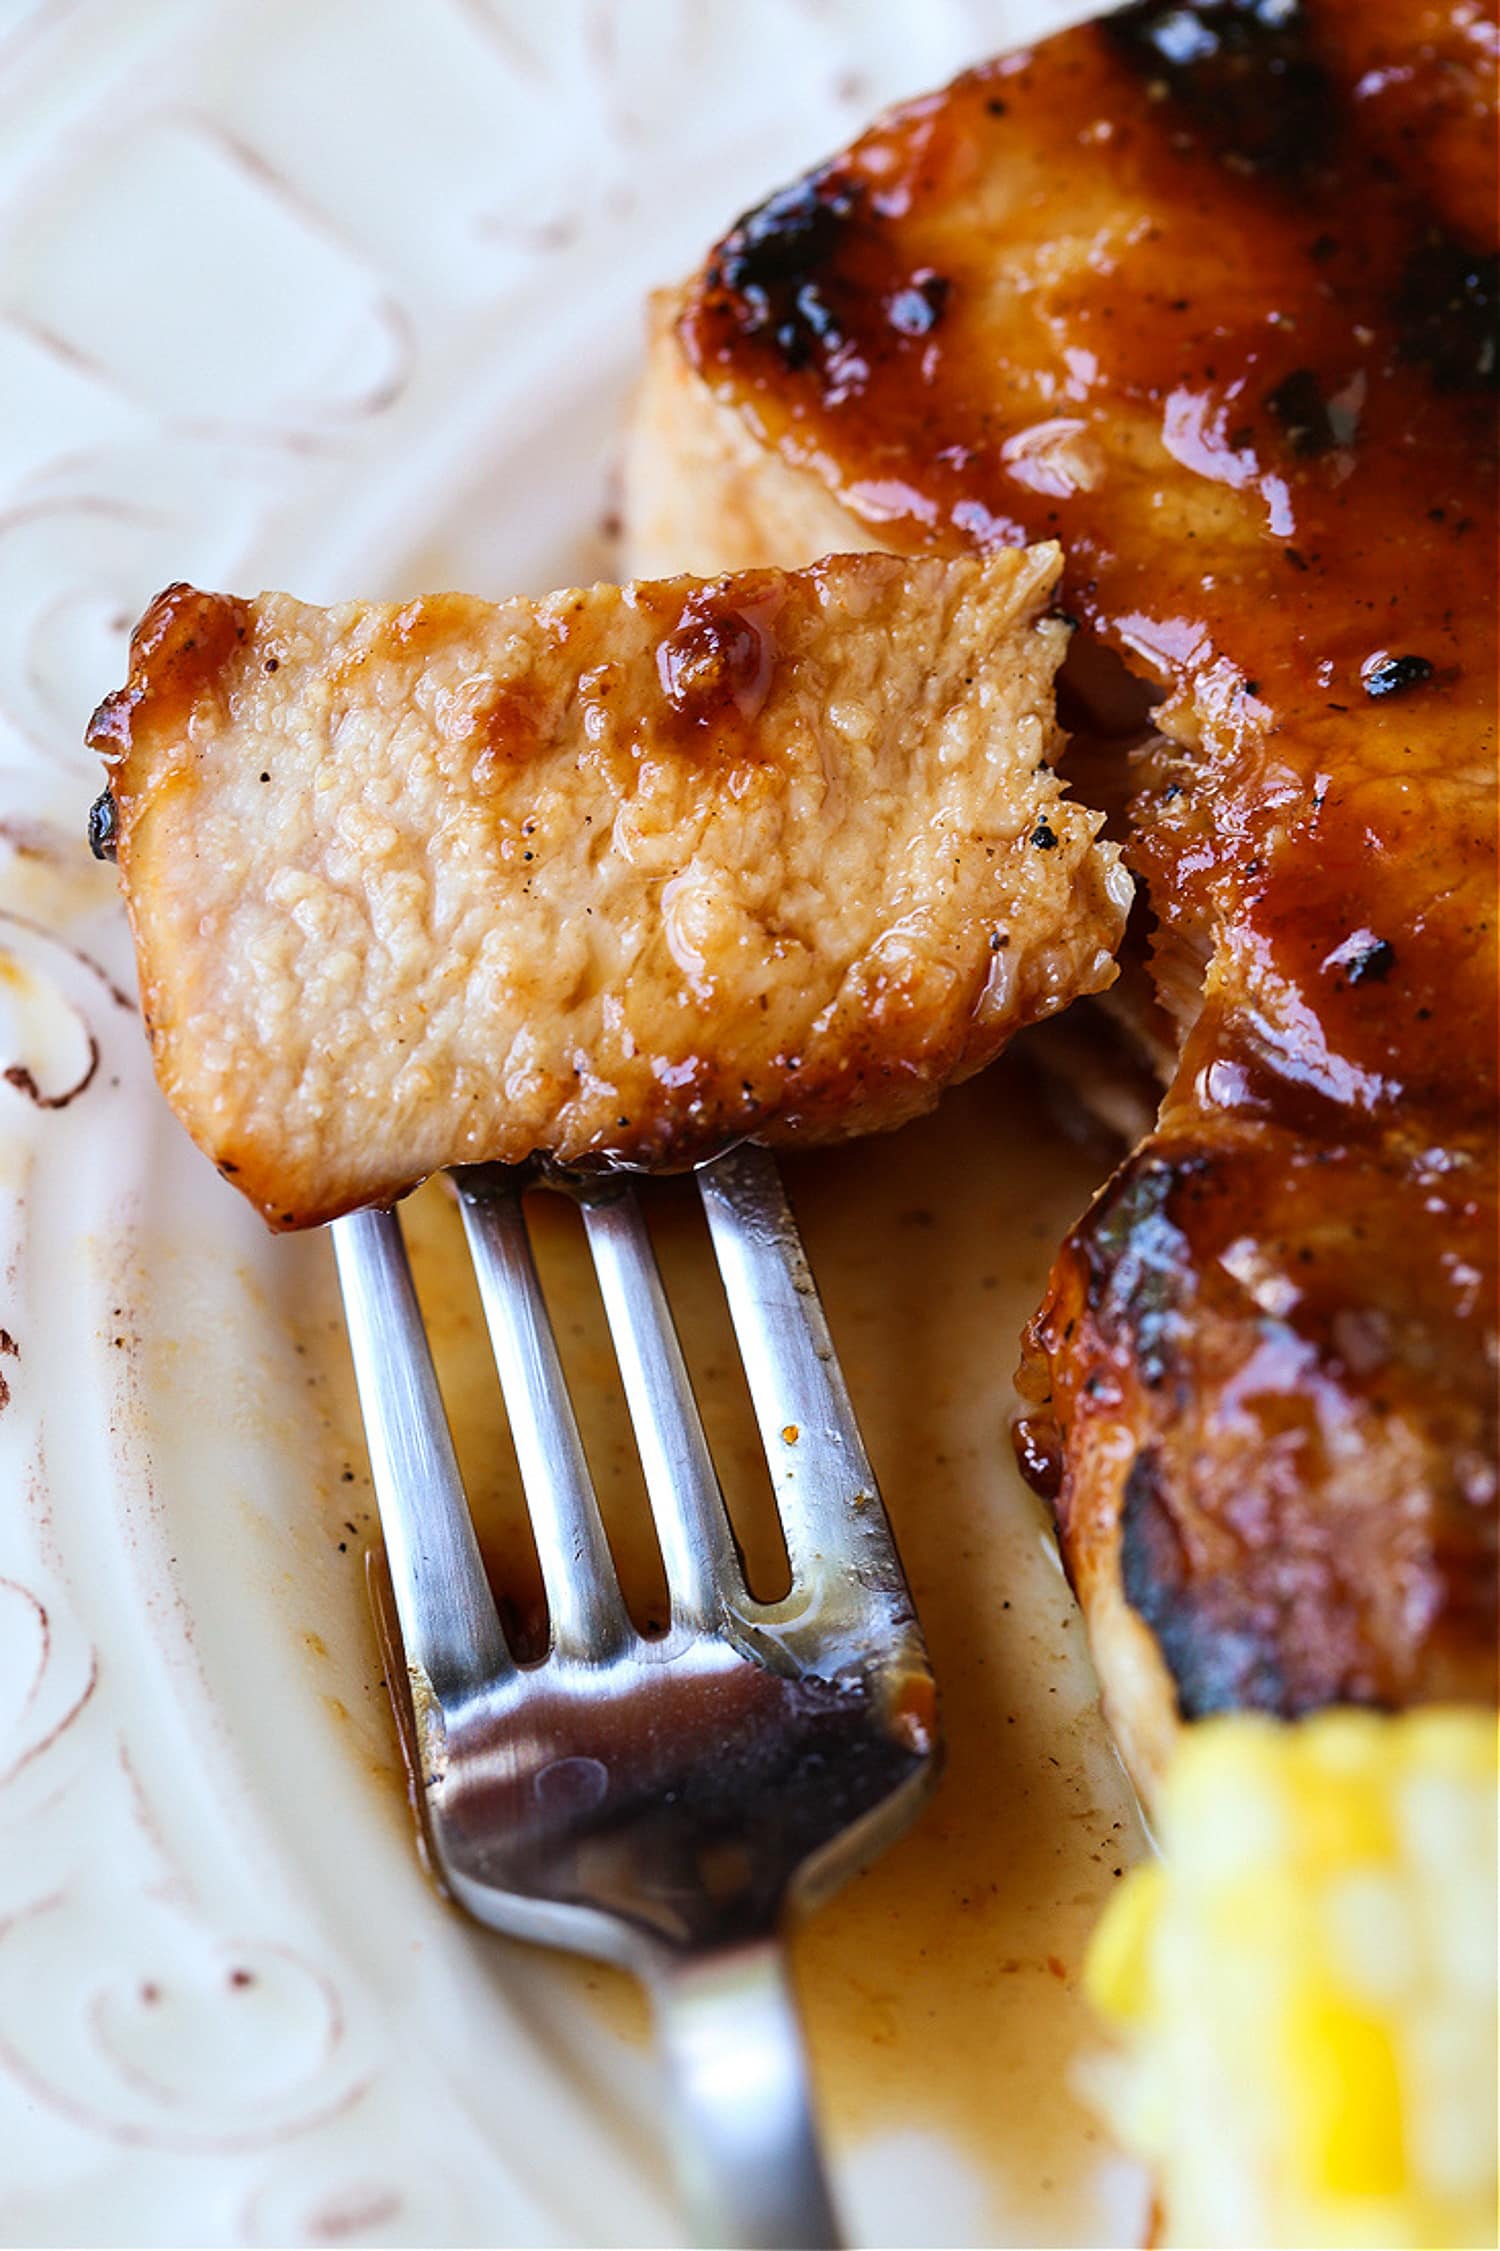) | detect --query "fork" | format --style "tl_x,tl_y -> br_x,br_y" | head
330,1142 -> 940,2251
